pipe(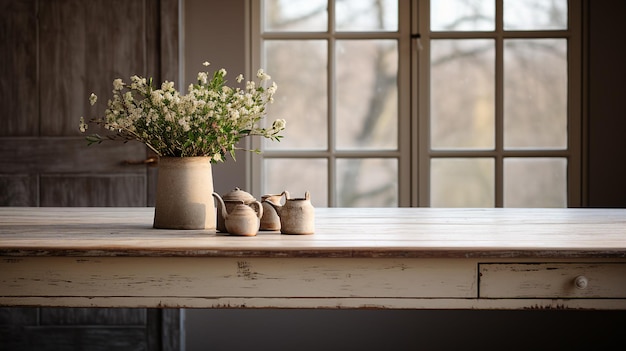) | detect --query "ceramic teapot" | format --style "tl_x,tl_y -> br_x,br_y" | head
265,191 -> 315,235
212,194 -> 263,236
214,187 -> 257,232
